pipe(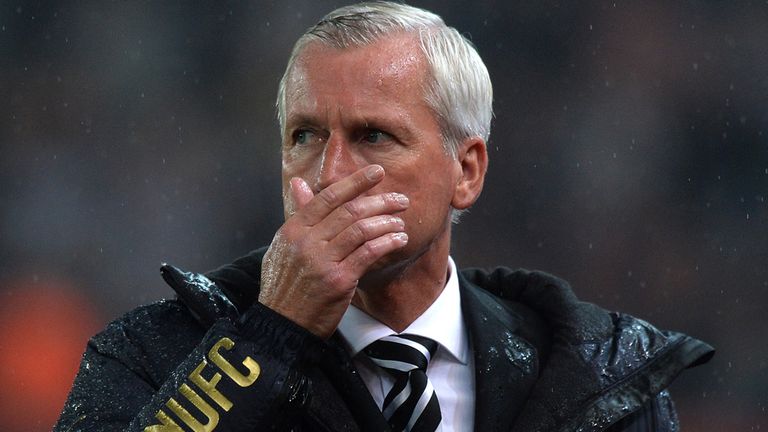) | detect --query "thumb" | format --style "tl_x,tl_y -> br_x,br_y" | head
289,177 -> 314,212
